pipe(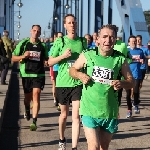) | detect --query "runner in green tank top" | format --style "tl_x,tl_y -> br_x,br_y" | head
48,14 -> 87,150
69,24 -> 134,150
